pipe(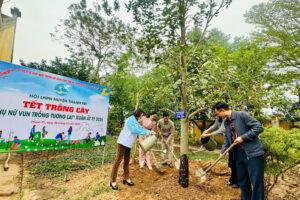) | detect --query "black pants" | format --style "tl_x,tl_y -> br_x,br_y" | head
236,147 -> 264,200
228,148 -> 238,184
28,134 -> 34,140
